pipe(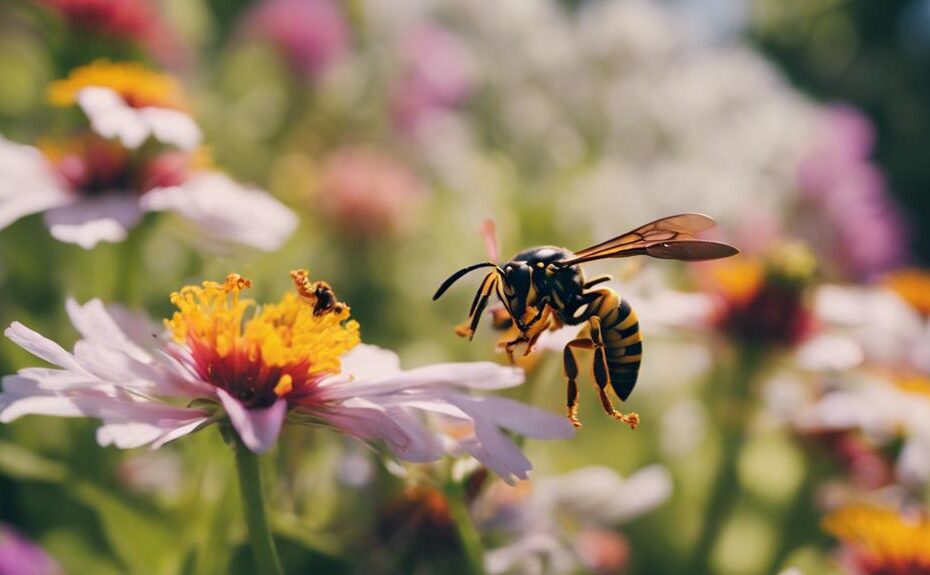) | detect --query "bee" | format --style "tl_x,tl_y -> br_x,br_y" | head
433,214 -> 739,429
